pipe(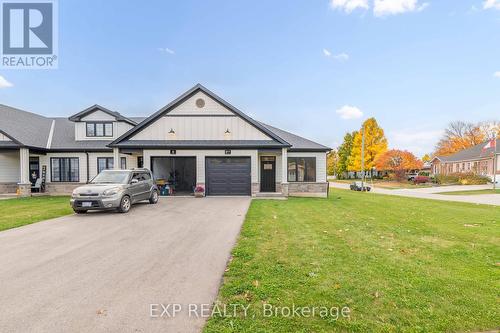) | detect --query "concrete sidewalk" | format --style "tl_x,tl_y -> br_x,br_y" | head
330,182 -> 500,206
